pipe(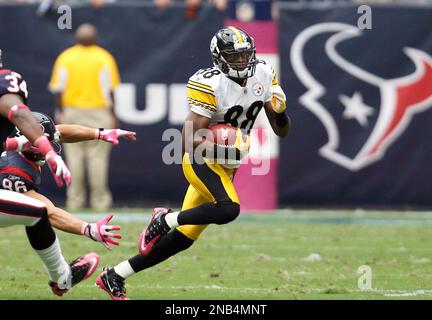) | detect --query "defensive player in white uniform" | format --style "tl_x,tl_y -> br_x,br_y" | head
96,26 -> 291,300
